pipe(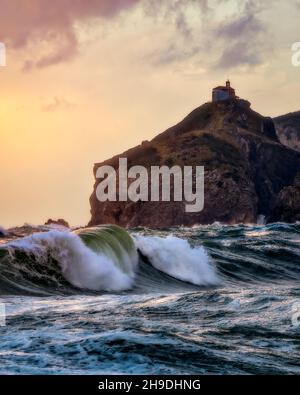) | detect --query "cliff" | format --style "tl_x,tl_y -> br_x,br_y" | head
89,99 -> 300,227
274,111 -> 300,152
